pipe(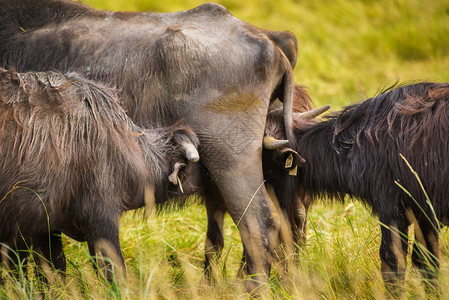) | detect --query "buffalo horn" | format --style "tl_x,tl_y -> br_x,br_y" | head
295,105 -> 331,120
263,136 -> 289,150
181,142 -> 200,162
